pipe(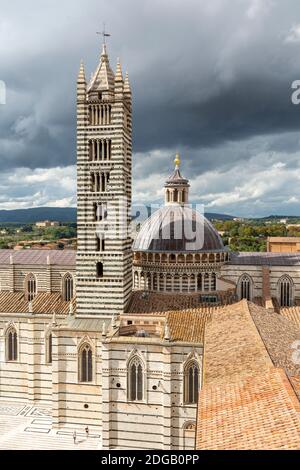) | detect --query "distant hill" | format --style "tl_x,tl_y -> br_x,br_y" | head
259,215 -> 300,220
205,212 -> 235,221
0,207 -> 77,224
0,207 -> 236,224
